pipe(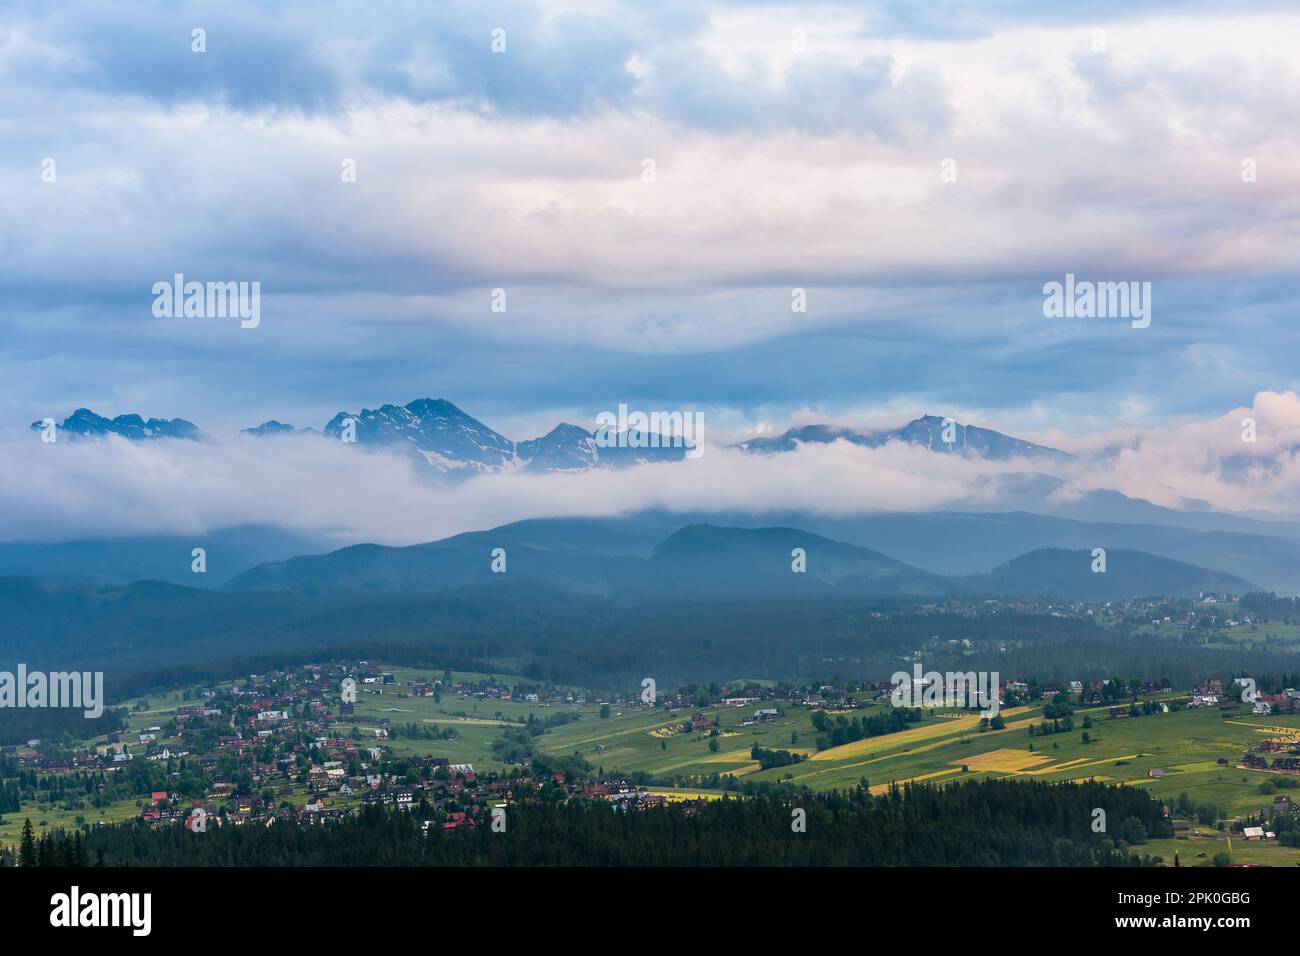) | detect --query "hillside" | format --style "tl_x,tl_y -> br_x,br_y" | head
967,548 -> 1254,601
